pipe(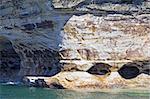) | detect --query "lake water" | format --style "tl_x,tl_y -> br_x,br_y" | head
0,84 -> 149,99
